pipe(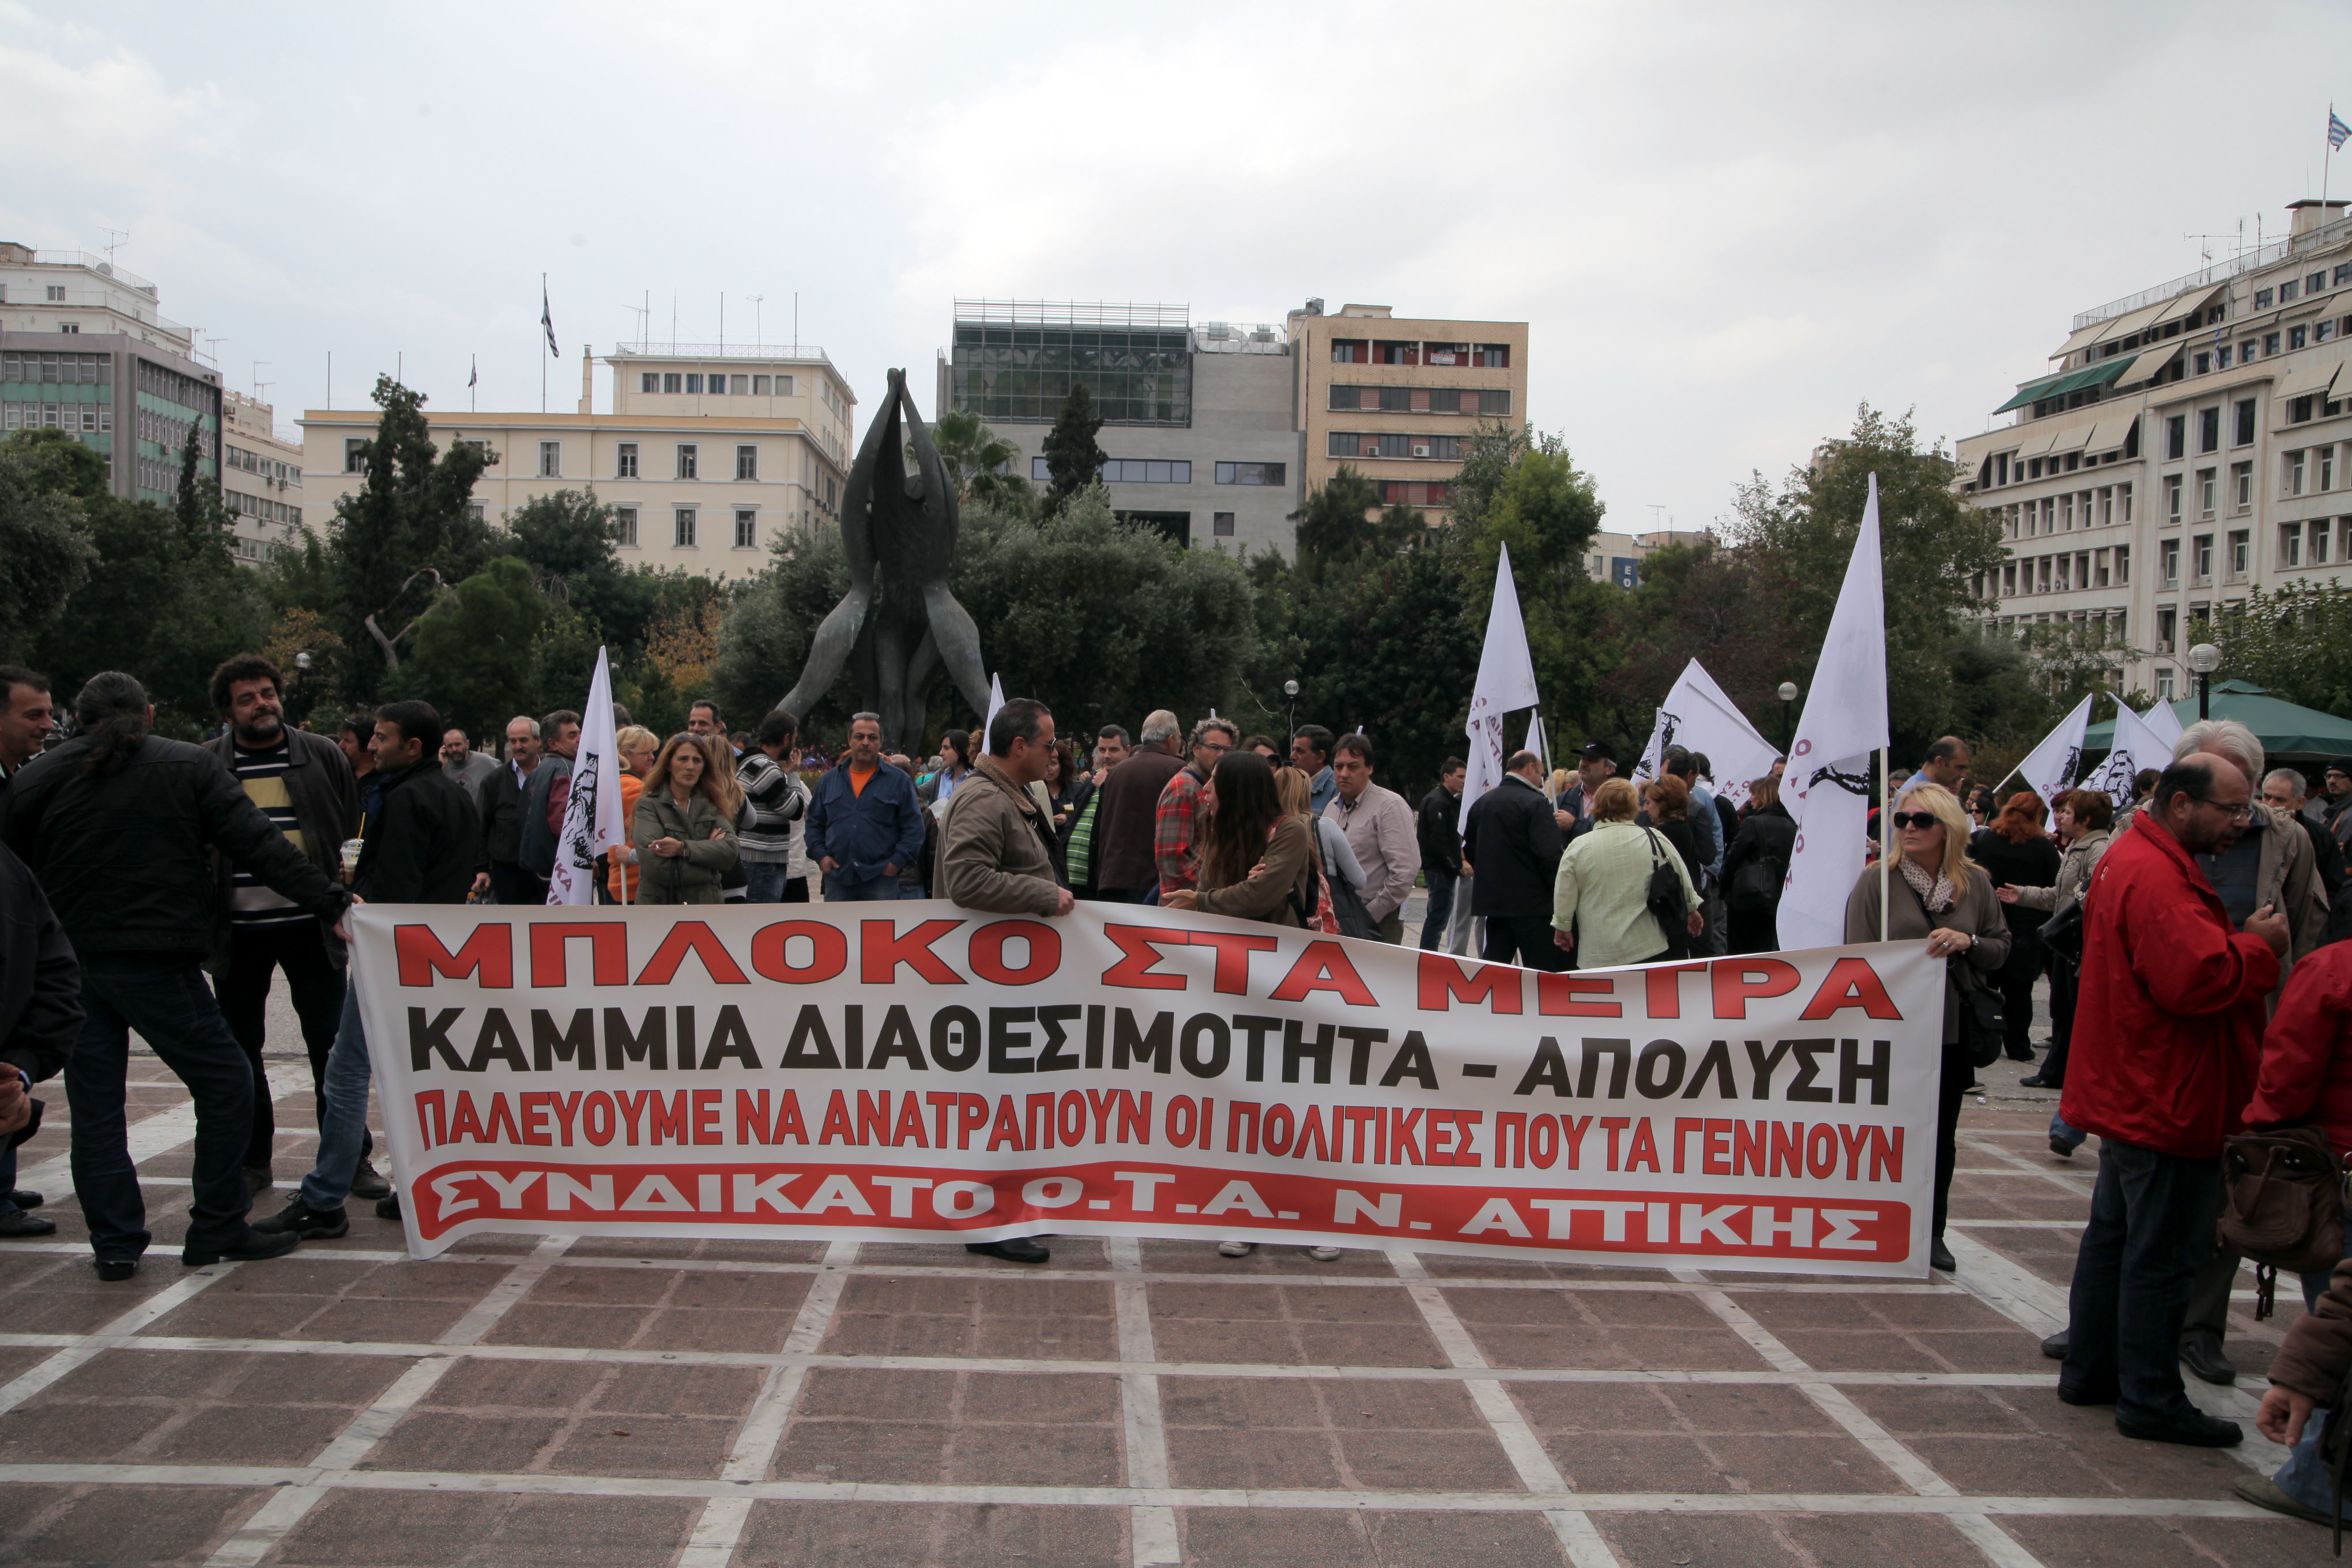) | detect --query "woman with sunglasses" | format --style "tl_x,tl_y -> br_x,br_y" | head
1844,782 -> 2011,1275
